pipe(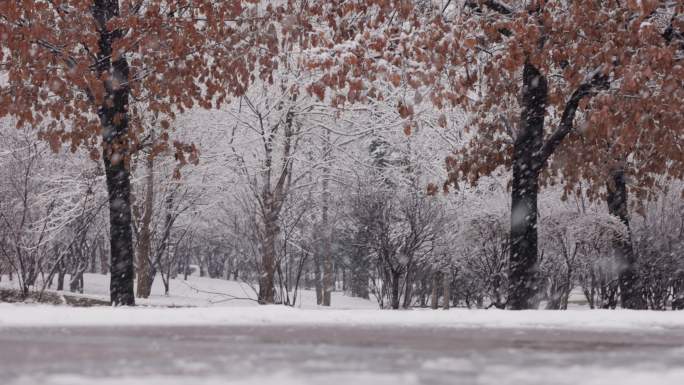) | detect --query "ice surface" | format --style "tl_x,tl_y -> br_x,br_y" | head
1,325 -> 683,385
